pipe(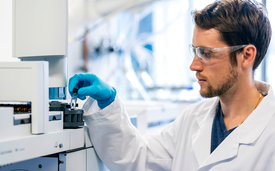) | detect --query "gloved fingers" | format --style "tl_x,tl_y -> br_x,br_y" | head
69,74 -> 81,94
69,73 -> 110,101
78,86 -> 99,100
86,73 -> 99,85
78,95 -> 87,100
69,73 -> 99,93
